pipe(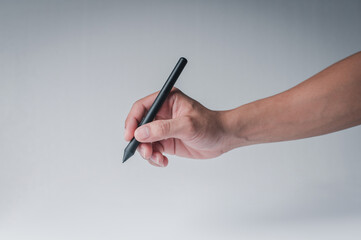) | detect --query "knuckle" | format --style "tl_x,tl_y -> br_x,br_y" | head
189,100 -> 198,112
132,100 -> 141,109
172,87 -> 180,93
182,99 -> 198,116
169,88 -> 182,99
184,115 -> 198,137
